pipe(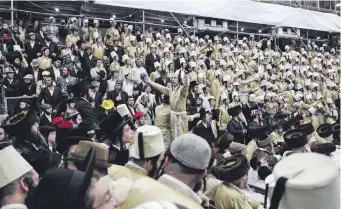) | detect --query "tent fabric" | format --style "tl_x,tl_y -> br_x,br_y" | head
95,0 -> 340,32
